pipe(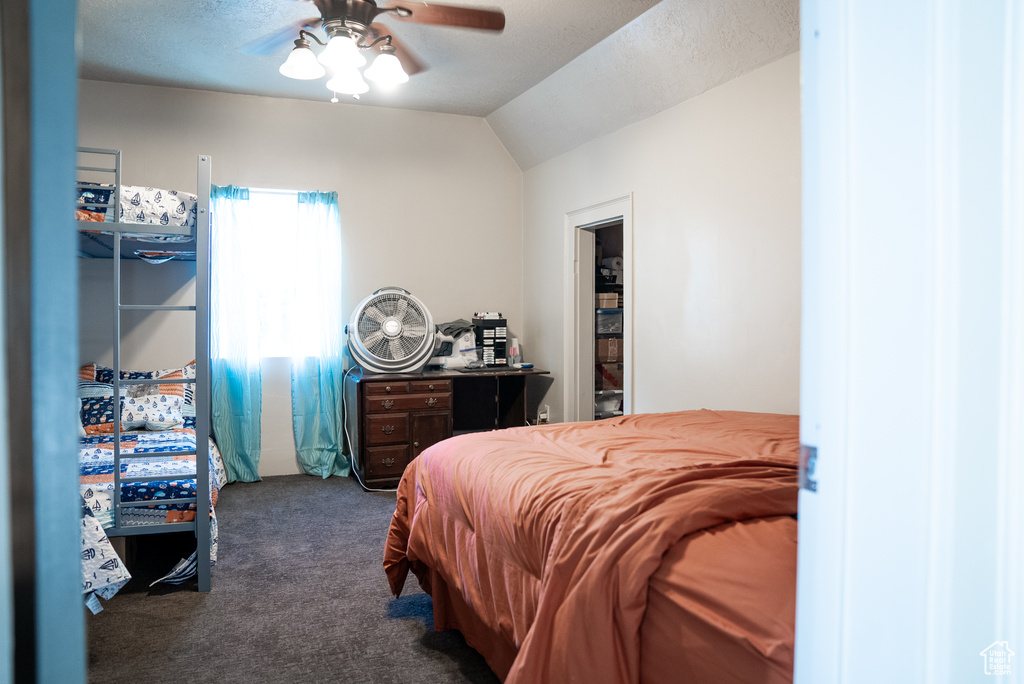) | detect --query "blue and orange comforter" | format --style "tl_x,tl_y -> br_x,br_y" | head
79,428 -> 227,608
